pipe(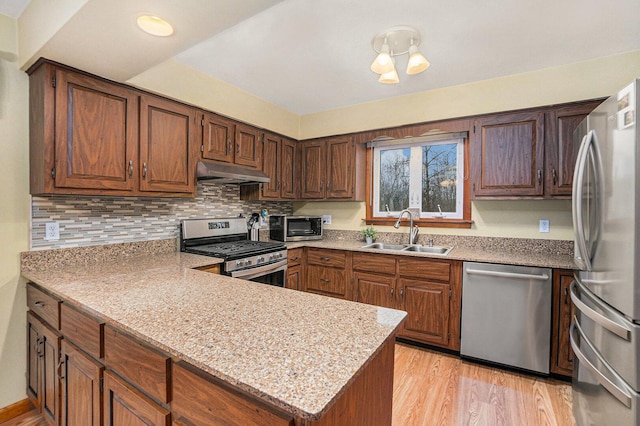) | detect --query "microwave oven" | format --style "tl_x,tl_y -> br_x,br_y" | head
269,215 -> 323,242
